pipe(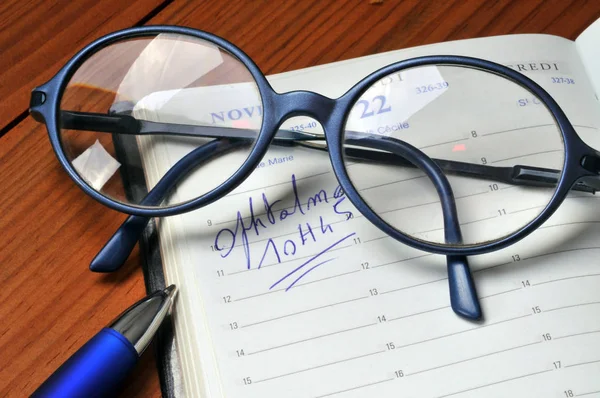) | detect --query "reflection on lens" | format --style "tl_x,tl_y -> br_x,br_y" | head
343,65 -> 564,247
59,33 -> 263,209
